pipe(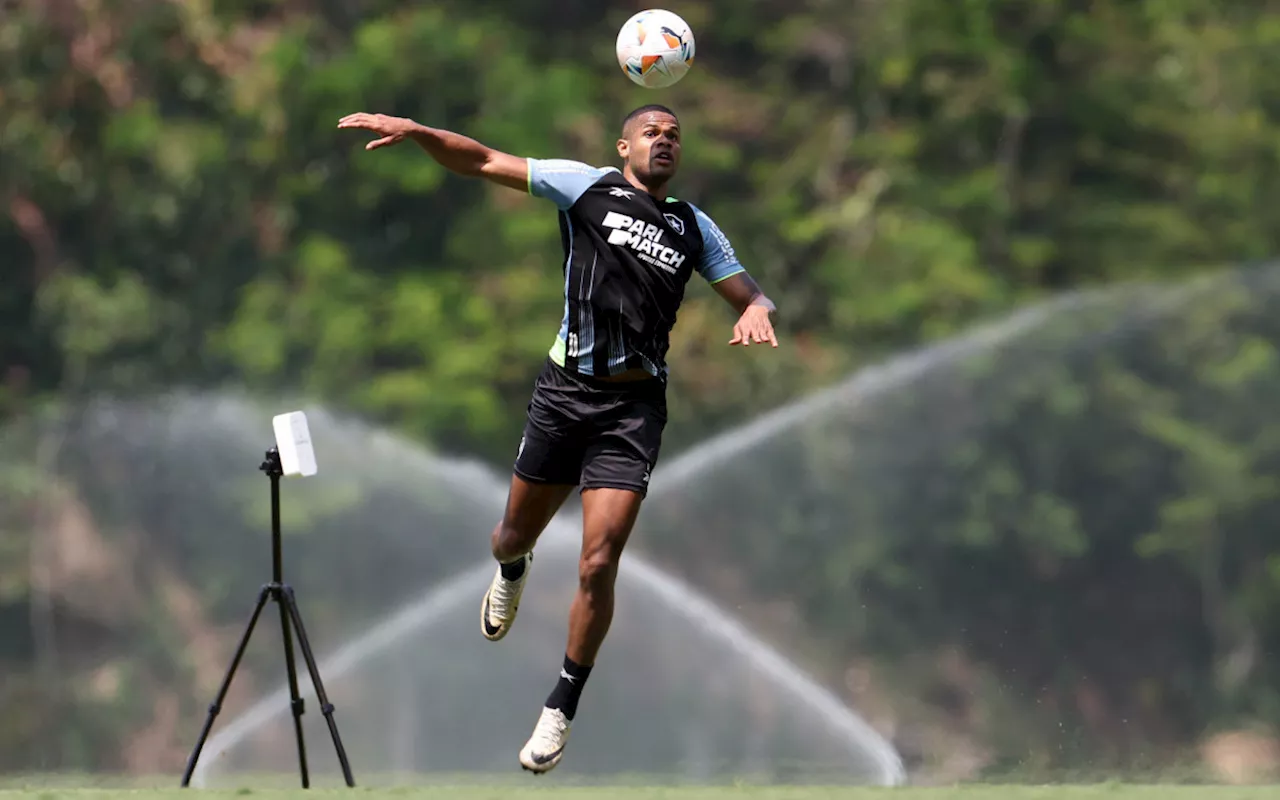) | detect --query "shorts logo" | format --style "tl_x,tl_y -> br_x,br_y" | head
518,436 -> 526,459
663,213 -> 685,235
601,211 -> 687,274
